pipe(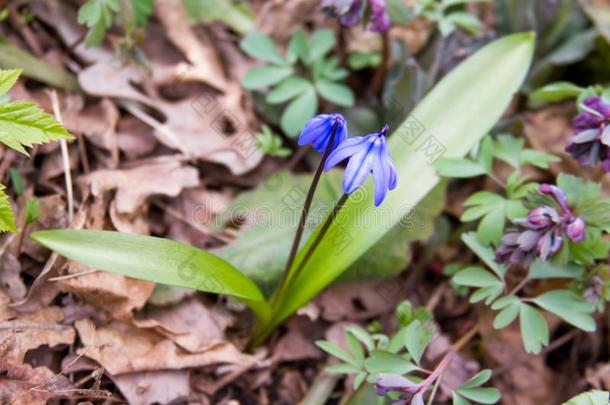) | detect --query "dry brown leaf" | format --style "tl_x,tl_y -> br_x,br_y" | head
117,116 -> 159,160
75,318 -> 257,374
109,201 -> 150,234
112,370 -> 191,405
0,337 -> 74,405
133,297 -> 233,353
317,279 -> 404,321
0,306 -> 75,362
59,262 -> 154,321
21,195 -> 69,261
82,157 -> 199,214
0,252 -> 26,301
62,96 -> 119,161
154,0 -> 227,91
